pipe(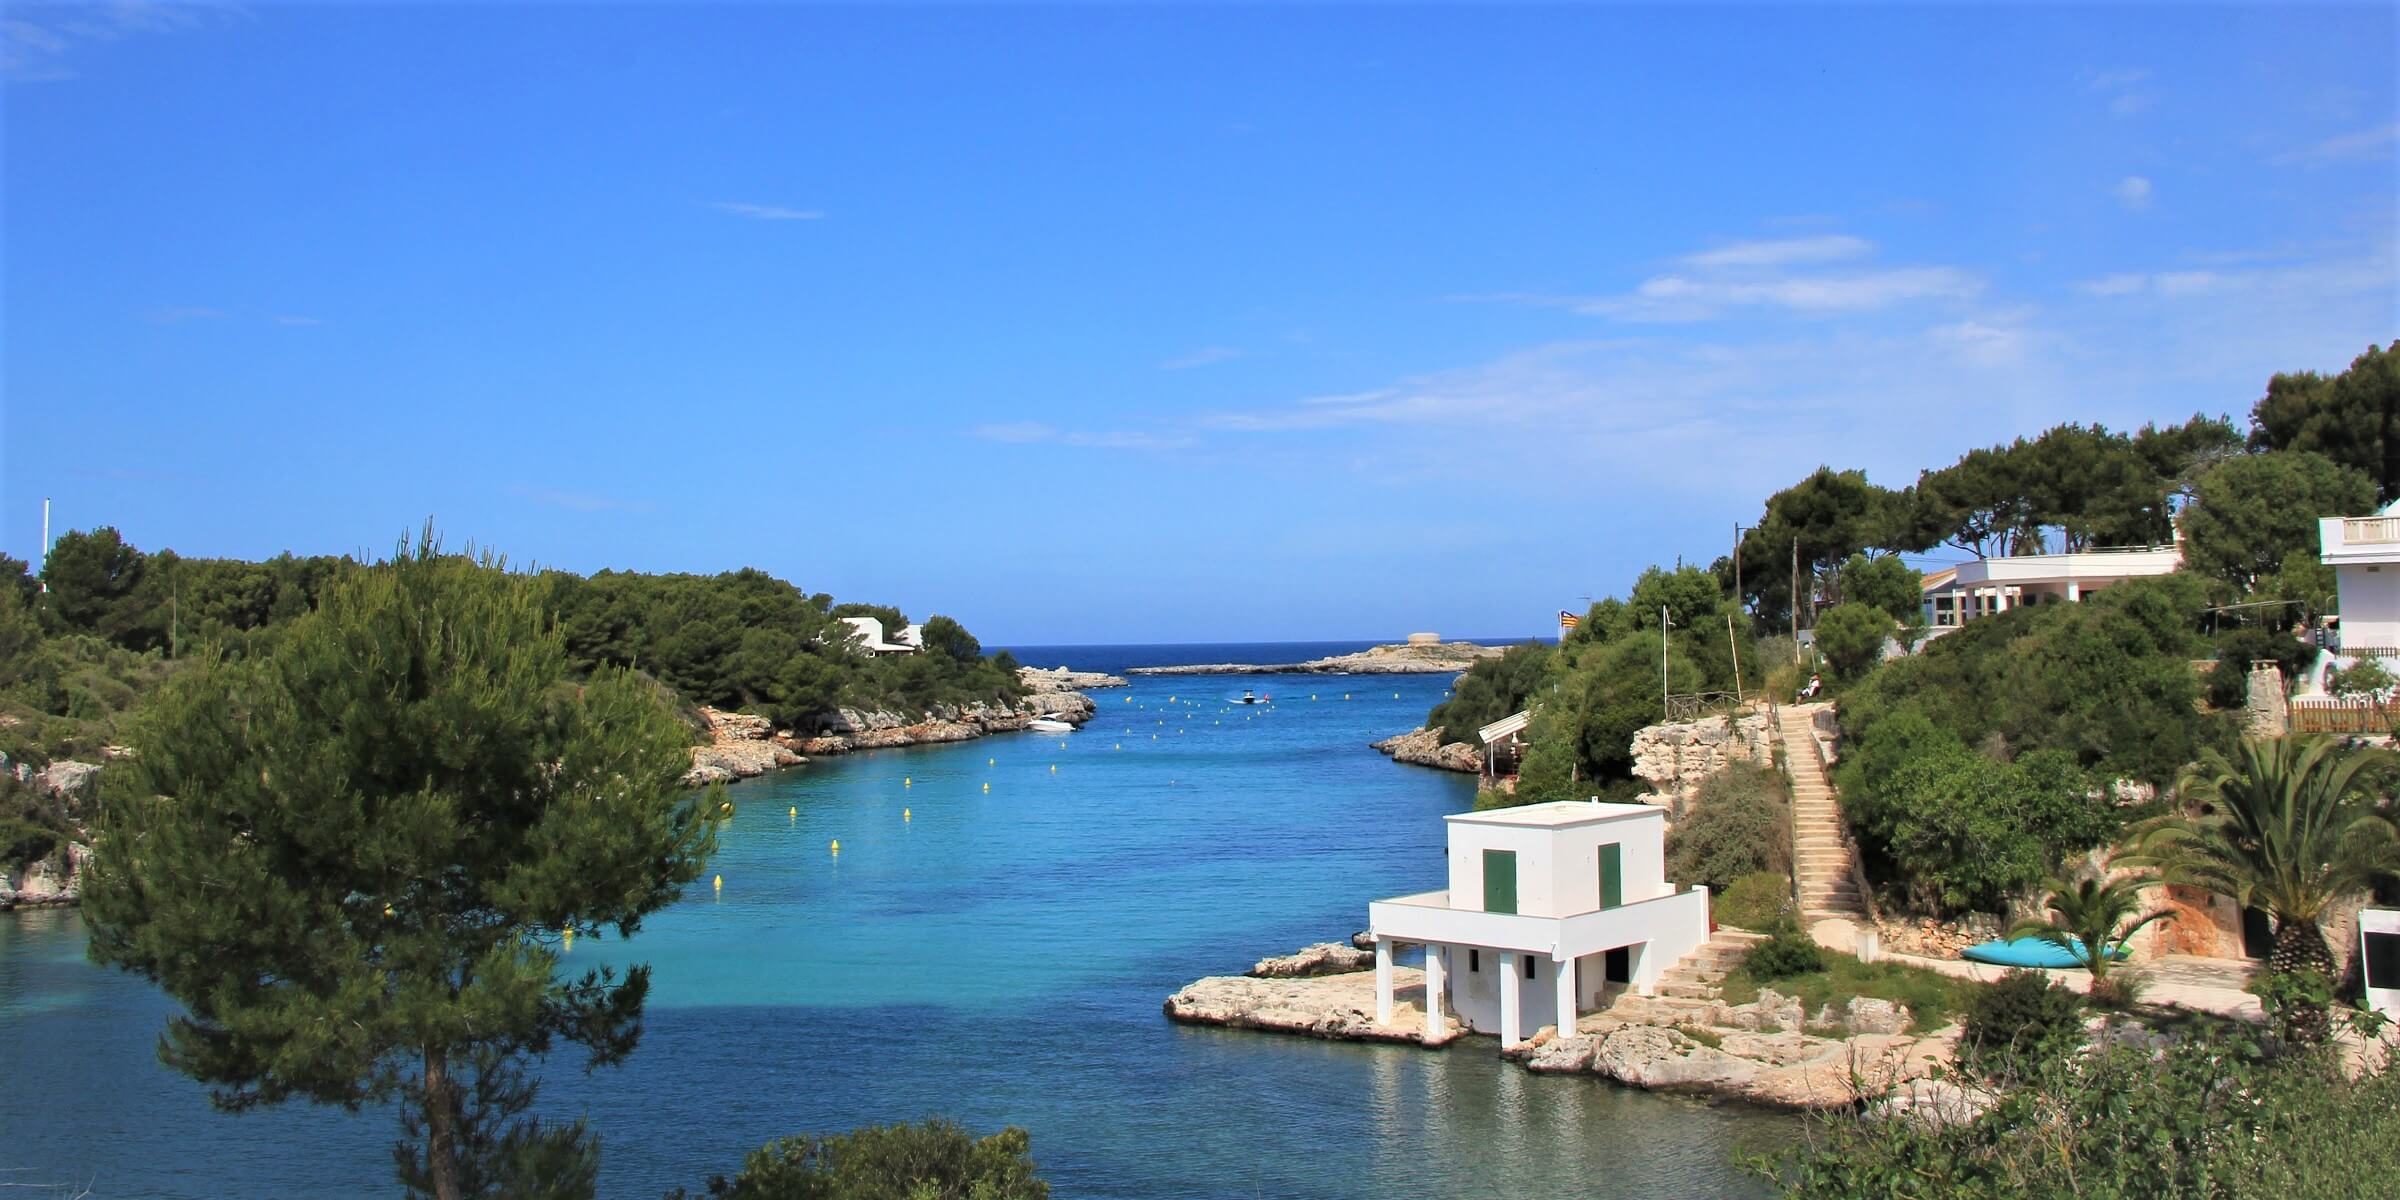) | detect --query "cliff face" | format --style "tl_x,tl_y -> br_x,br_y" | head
1627,712 -> 1775,813
0,757 -> 104,910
